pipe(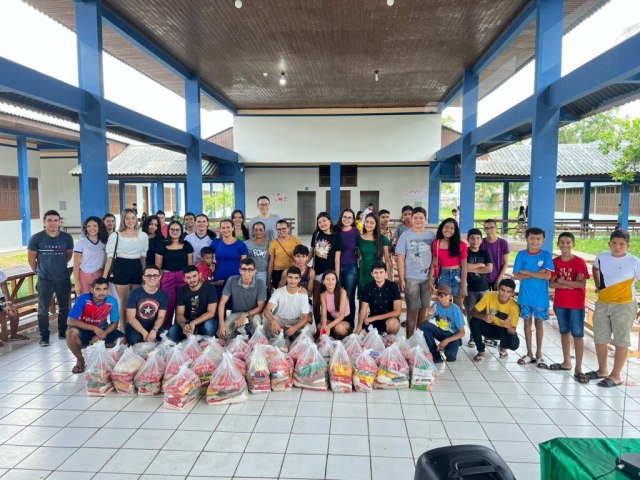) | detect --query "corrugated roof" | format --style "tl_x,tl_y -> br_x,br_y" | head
70,145 -> 218,177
